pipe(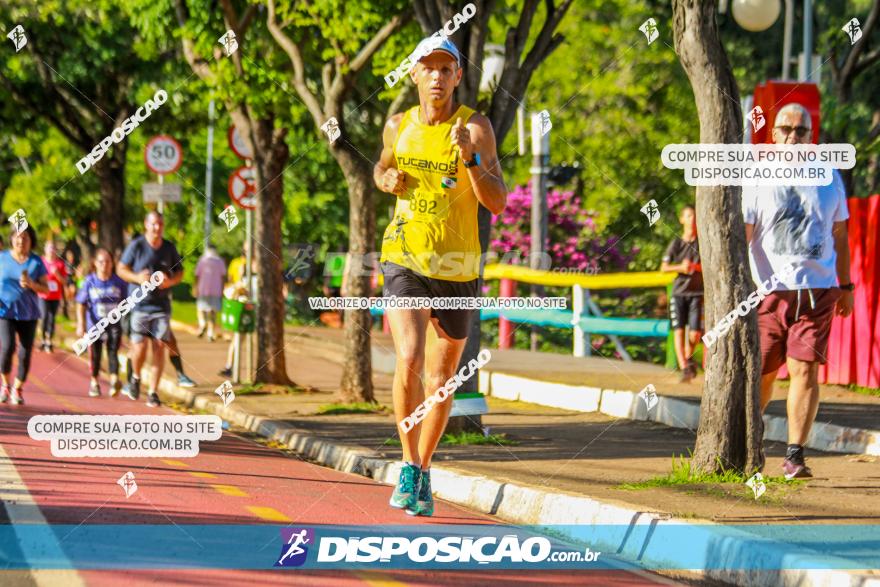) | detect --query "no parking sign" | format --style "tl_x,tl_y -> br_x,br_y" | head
228,166 -> 256,210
